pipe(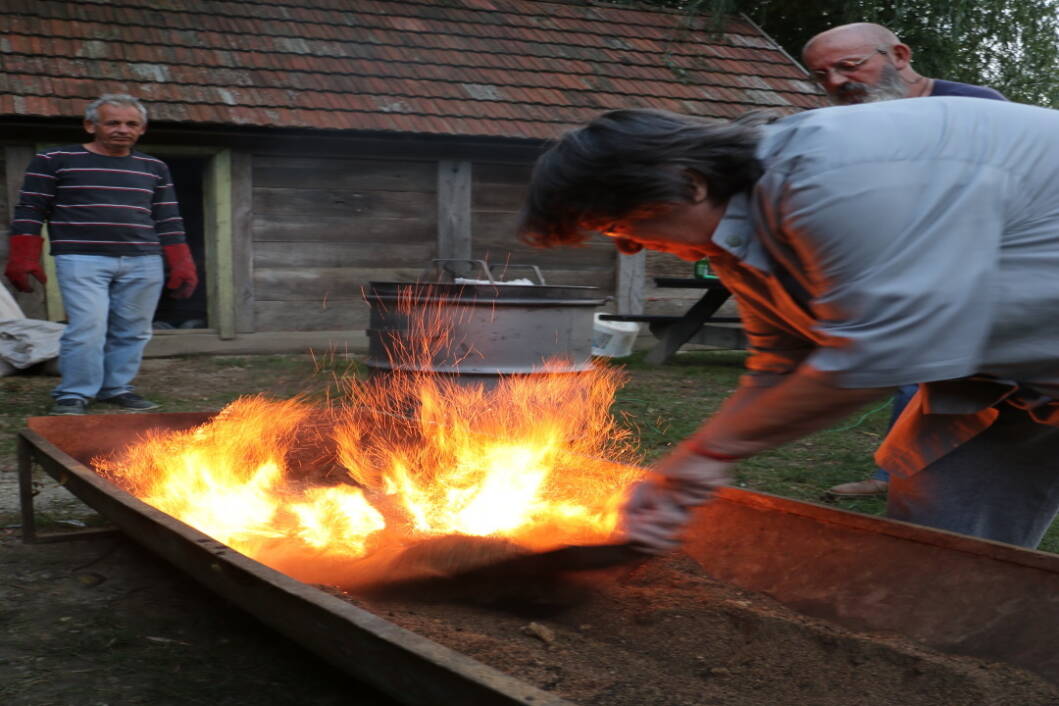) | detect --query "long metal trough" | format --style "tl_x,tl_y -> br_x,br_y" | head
17,413 -> 1059,702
